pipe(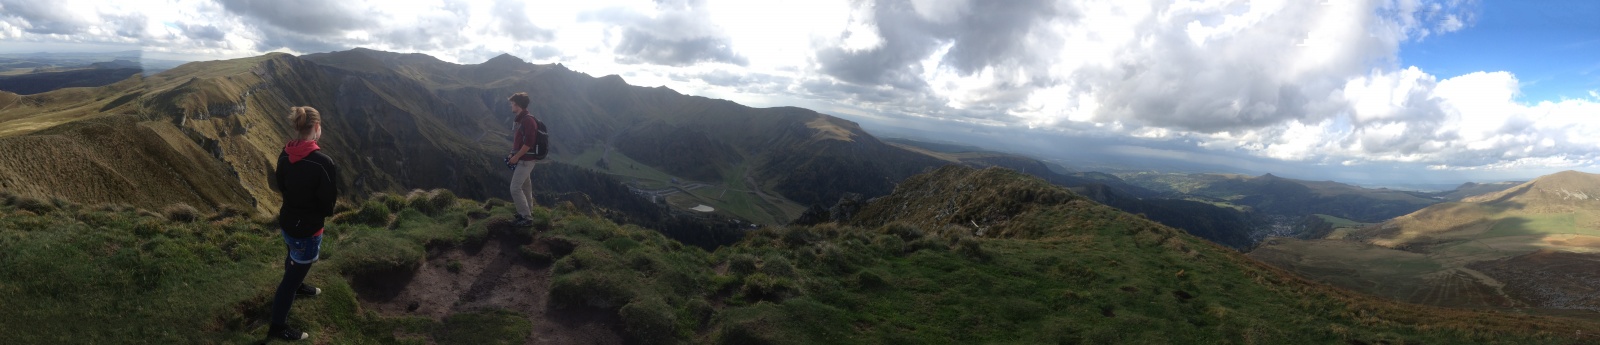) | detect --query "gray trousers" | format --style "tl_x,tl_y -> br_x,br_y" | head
510,160 -> 537,218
